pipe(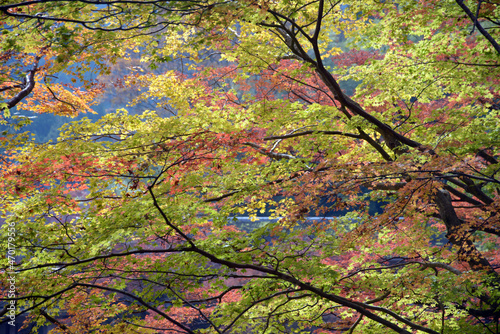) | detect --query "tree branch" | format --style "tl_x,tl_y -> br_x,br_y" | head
455,0 -> 500,55
418,262 -> 462,275
434,189 -> 497,274
76,283 -> 196,334
244,142 -> 296,160
264,130 -> 361,141
147,195 -> 437,334
39,309 -> 71,333
5,54 -> 41,110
